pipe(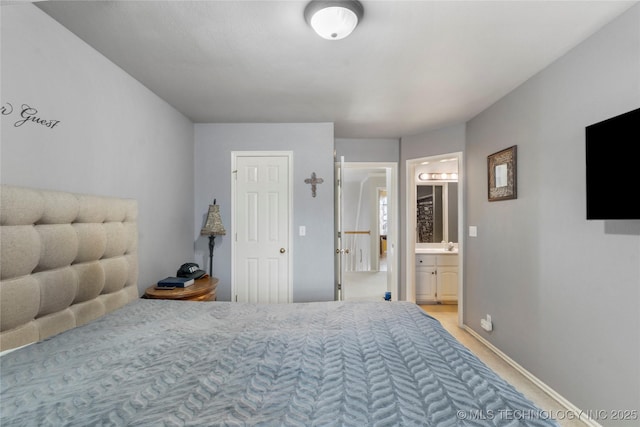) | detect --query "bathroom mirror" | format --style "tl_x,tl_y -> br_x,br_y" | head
416,182 -> 458,243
